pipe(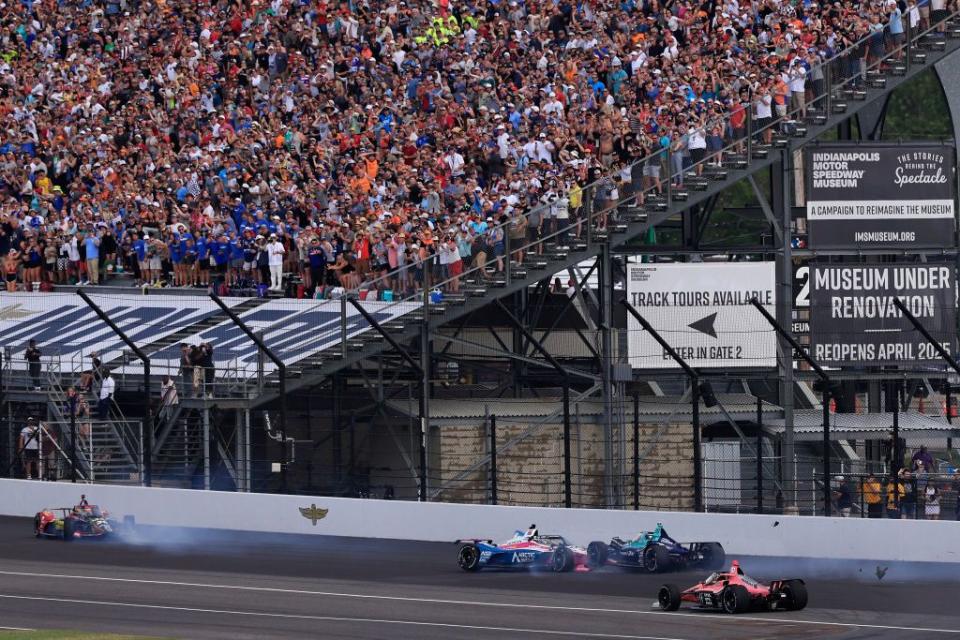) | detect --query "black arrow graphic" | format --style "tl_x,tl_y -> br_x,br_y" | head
688,312 -> 718,339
